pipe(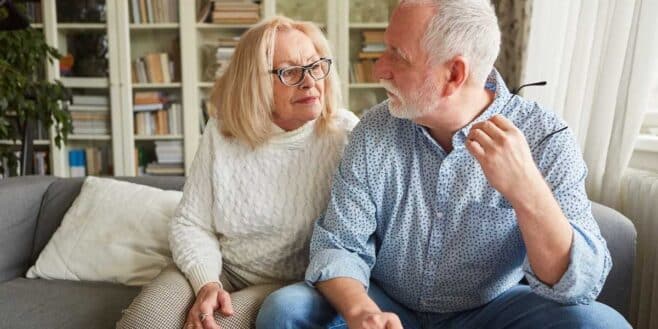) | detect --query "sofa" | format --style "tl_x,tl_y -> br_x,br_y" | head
0,176 -> 637,328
